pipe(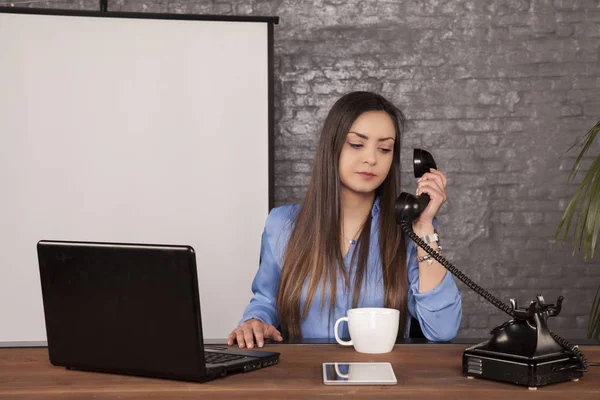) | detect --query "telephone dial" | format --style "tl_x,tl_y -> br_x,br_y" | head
395,149 -> 590,388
